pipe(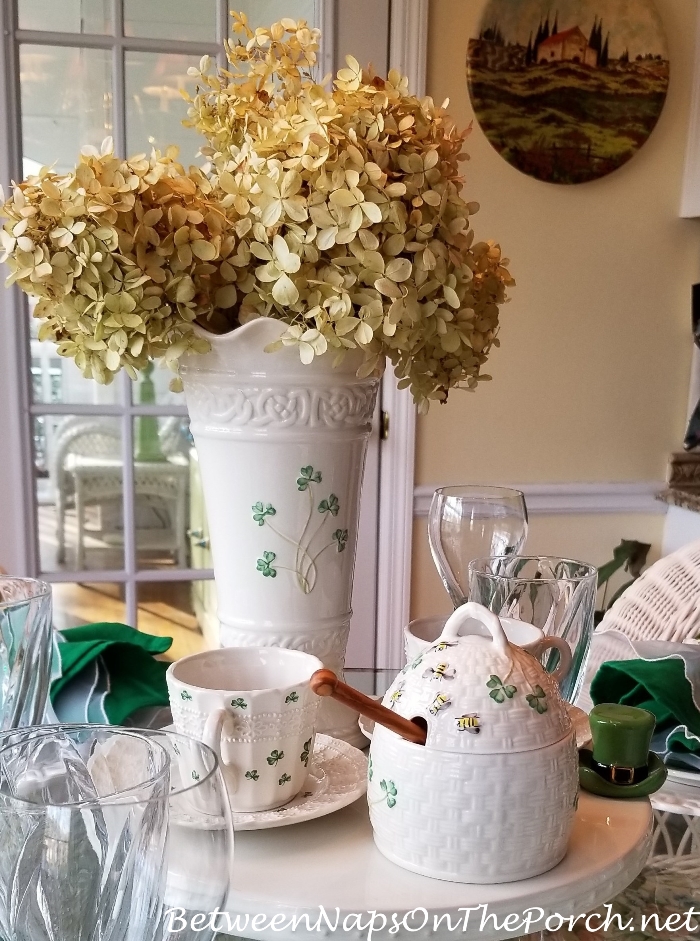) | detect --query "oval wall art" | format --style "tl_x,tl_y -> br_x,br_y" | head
466,0 -> 669,184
